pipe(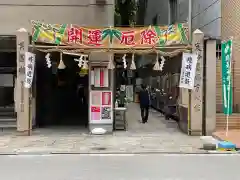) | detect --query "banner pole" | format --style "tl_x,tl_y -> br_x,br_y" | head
188,0 -> 192,41
188,89 -> 191,135
226,114 -> 229,137
226,38 -> 232,137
